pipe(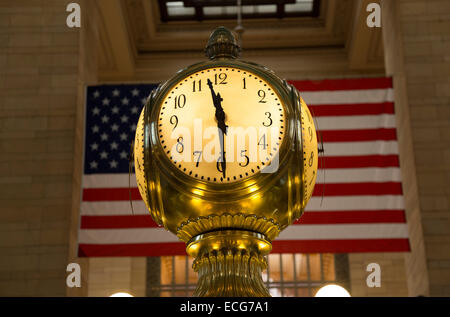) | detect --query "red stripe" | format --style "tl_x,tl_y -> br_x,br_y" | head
78,238 -> 410,256
309,102 -> 394,116
319,155 -> 399,168
288,77 -> 393,91
271,239 -> 410,253
80,210 -> 406,229
313,182 -> 403,196
78,242 -> 186,257
295,210 -> 406,225
83,182 -> 403,201
320,128 -> 397,142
